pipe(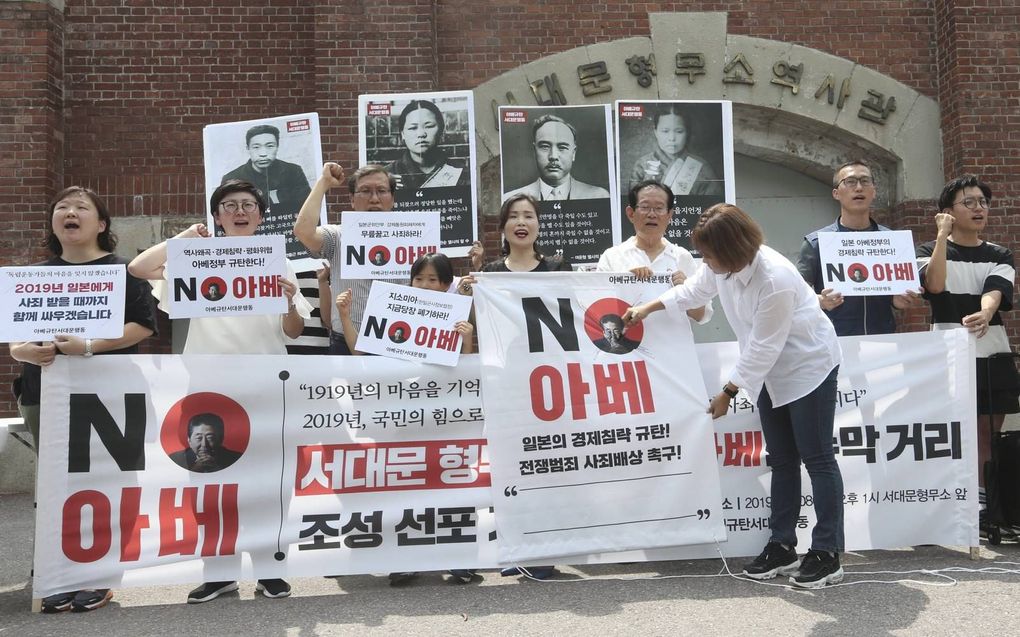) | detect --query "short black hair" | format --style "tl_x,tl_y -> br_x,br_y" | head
531,114 -> 577,144
187,413 -> 225,439
832,159 -> 872,187
210,179 -> 267,216
628,180 -> 674,209
397,100 -> 445,138
246,124 -> 280,146
938,174 -> 992,211
45,186 -> 118,256
409,252 -> 454,286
